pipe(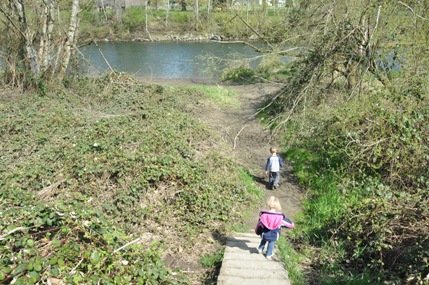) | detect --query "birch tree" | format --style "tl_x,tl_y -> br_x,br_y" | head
195,0 -> 199,30
0,0 -> 82,88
